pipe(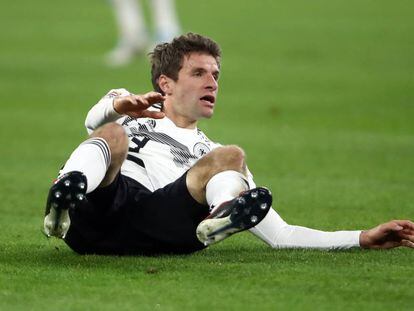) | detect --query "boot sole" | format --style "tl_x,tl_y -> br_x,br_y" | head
43,171 -> 87,238
196,187 -> 272,246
